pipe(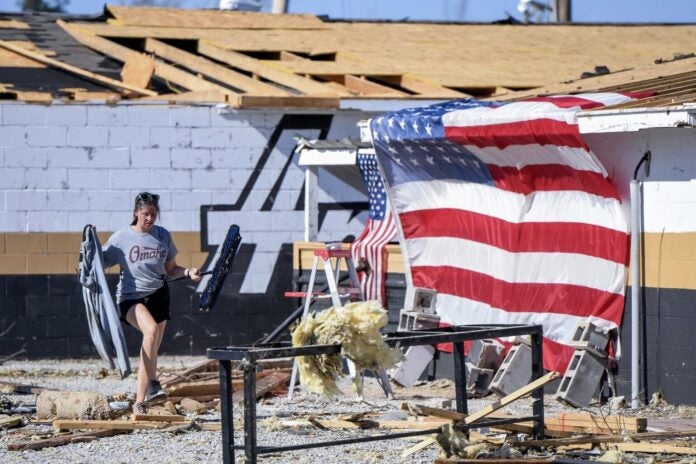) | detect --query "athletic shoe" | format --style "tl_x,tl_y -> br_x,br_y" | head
145,379 -> 167,403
